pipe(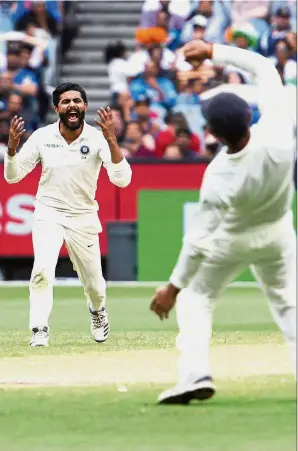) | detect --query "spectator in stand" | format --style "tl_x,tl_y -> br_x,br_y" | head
19,40 -> 49,124
148,44 -> 169,76
121,120 -> 156,159
6,45 -> 39,99
131,95 -> 163,137
0,1 -> 15,56
230,1 -> 270,37
163,144 -> 183,160
14,0 -> 63,85
271,0 -> 296,32
104,41 -> 130,103
109,104 -> 127,144
258,6 -> 294,57
20,24 -> 49,73
155,112 -> 201,158
0,27 -> 51,125
224,70 -> 246,84
2,43 -> 39,127
14,0 -> 62,37
271,38 -> 297,86
173,127 -> 198,160
182,1 -> 231,44
176,78 -> 201,105
0,90 -> 33,159
153,9 -> 181,51
286,31 -> 297,61
223,22 -> 259,83
226,22 -> 259,51
128,42 -> 173,79
180,14 -> 208,45
0,28 -> 48,72
129,38 -> 191,80
129,59 -> 177,117
1,90 -> 33,136
0,69 -> 13,112
140,0 -> 190,30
